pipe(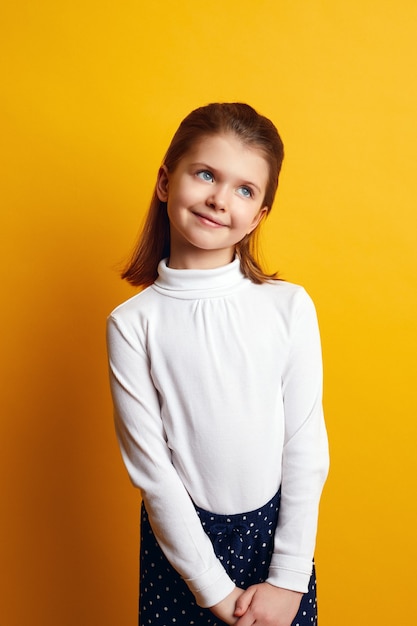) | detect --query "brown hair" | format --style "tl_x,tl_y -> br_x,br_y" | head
122,103 -> 284,287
